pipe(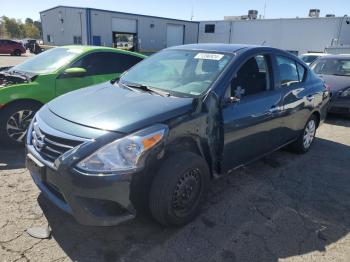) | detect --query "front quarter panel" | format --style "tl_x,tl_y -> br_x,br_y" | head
0,74 -> 57,105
